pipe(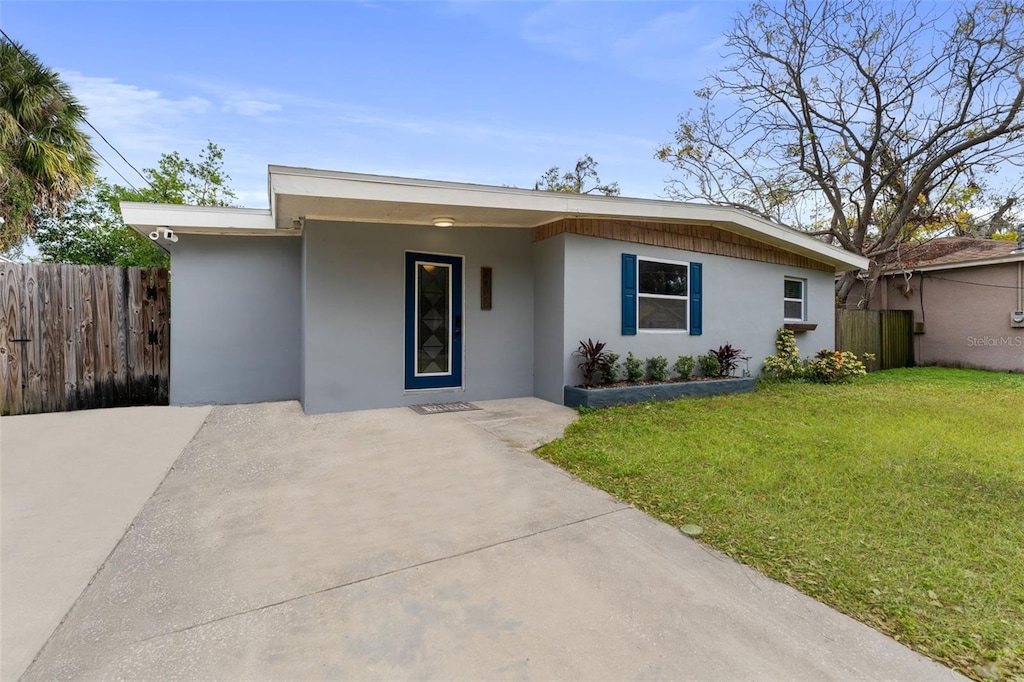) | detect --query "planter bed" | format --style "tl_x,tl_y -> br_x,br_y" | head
564,377 -> 756,409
